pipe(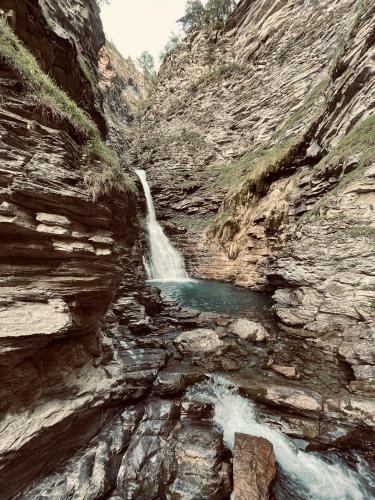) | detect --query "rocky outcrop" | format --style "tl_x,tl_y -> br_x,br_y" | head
136,0 -> 364,254
19,399 -> 232,500
133,0 -> 375,387
0,1 -> 150,496
99,40 -> 149,165
1,0 -> 108,133
233,433 -> 276,500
